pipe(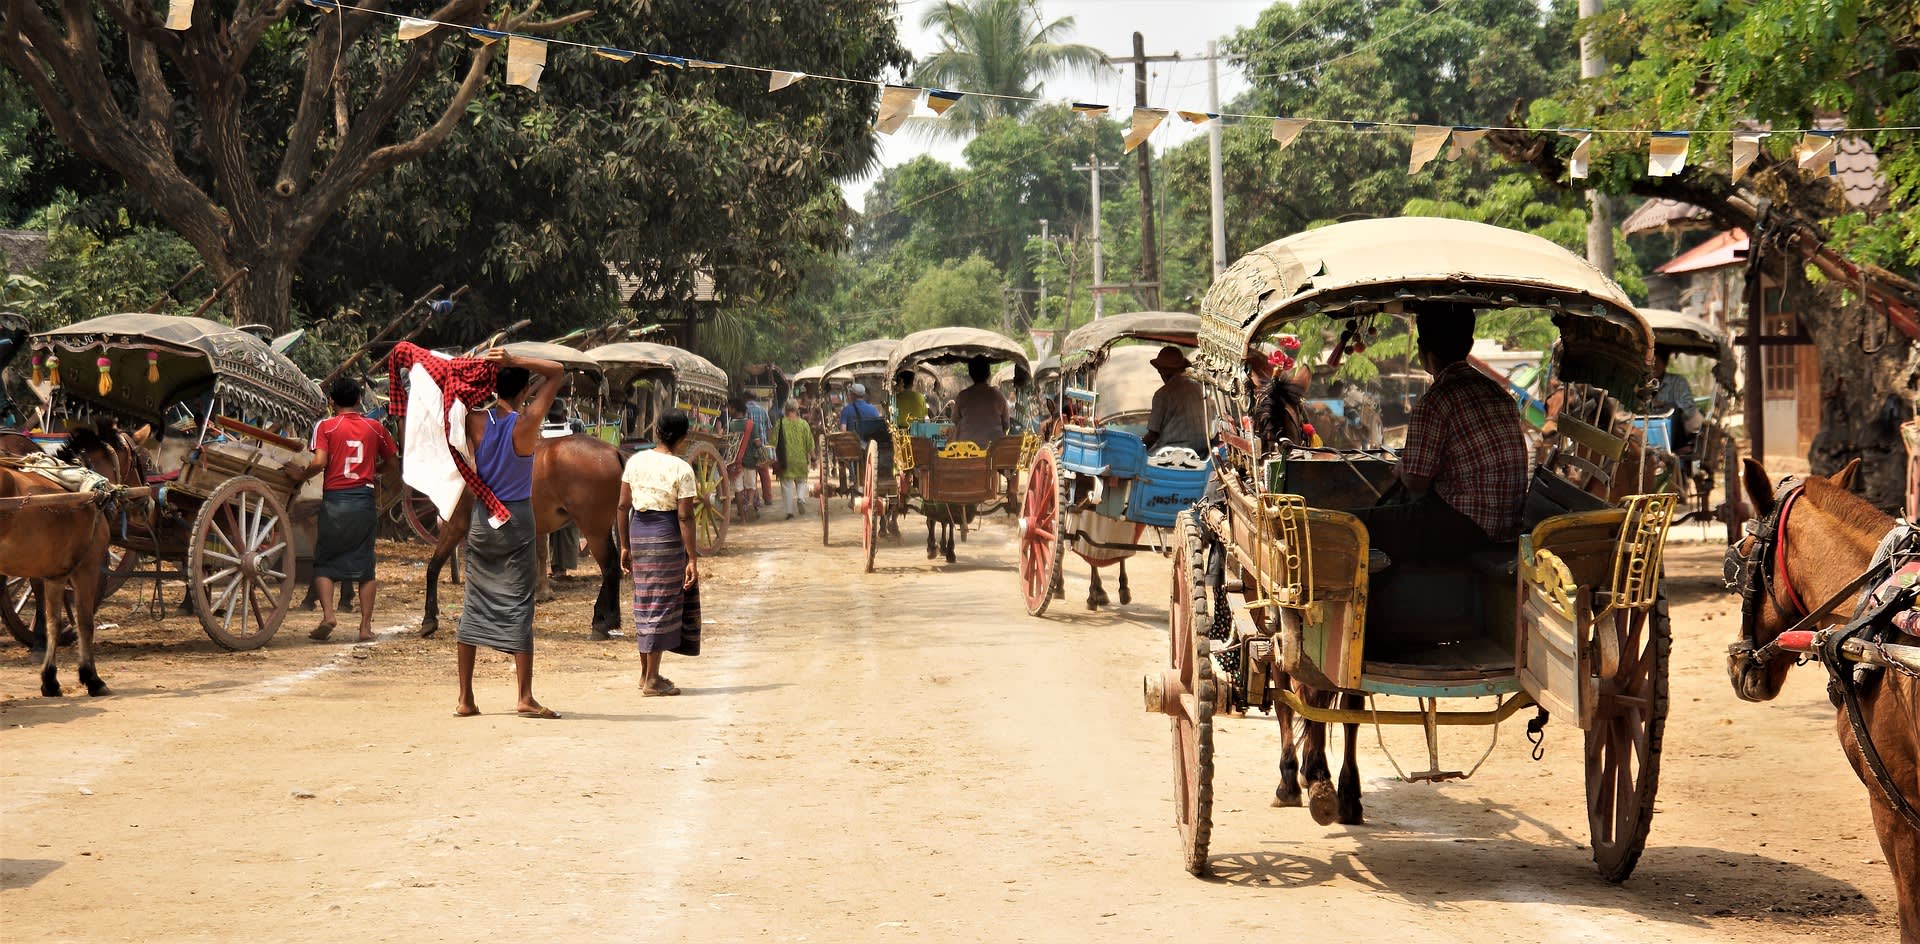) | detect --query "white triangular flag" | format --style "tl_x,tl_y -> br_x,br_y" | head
165,0 -> 192,30
1796,131 -> 1837,177
874,85 -> 919,134
1408,125 -> 1450,174
1647,133 -> 1689,177
1447,128 -> 1486,161
397,17 -> 437,40
506,36 -> 546,91
1563,131 -> 1593,180
1124,107 -> 1168,154
768,71 -> 806,92
1732,132 -> 1766,183
1270,118 -> 1308,150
